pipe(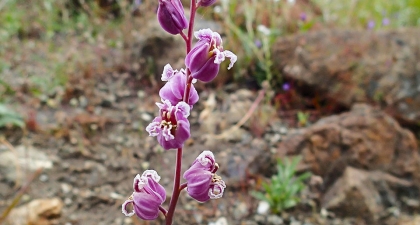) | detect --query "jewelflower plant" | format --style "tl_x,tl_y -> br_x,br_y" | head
122,0 -> 236,224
